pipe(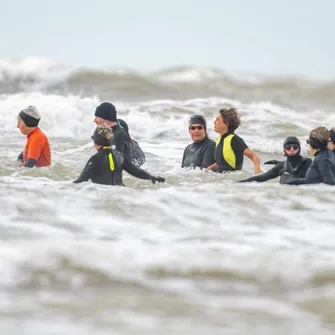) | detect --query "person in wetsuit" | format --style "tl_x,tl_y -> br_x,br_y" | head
288,127 -> 335,185
73,124 -> 165,186
117,118 -> 146,167
93,102 -> 132,161
181,115 -> 216,169
238,136 -> 312,184
17,106 -> 51,168
206,107 -> 262,174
